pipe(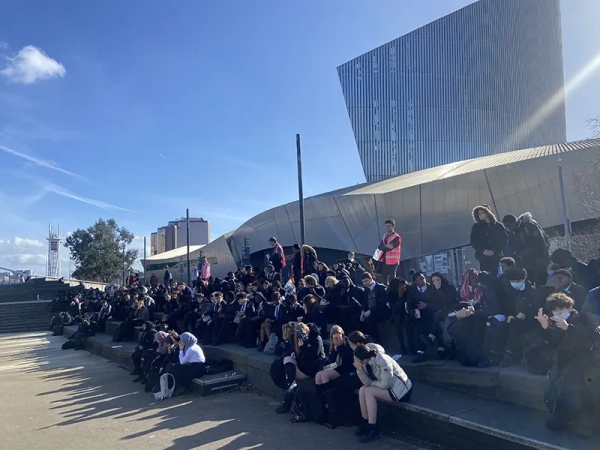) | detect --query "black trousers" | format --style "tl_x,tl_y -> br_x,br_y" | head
379,264 -> 398,285
169,362 -> 206,391
478,256 -> 500,275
